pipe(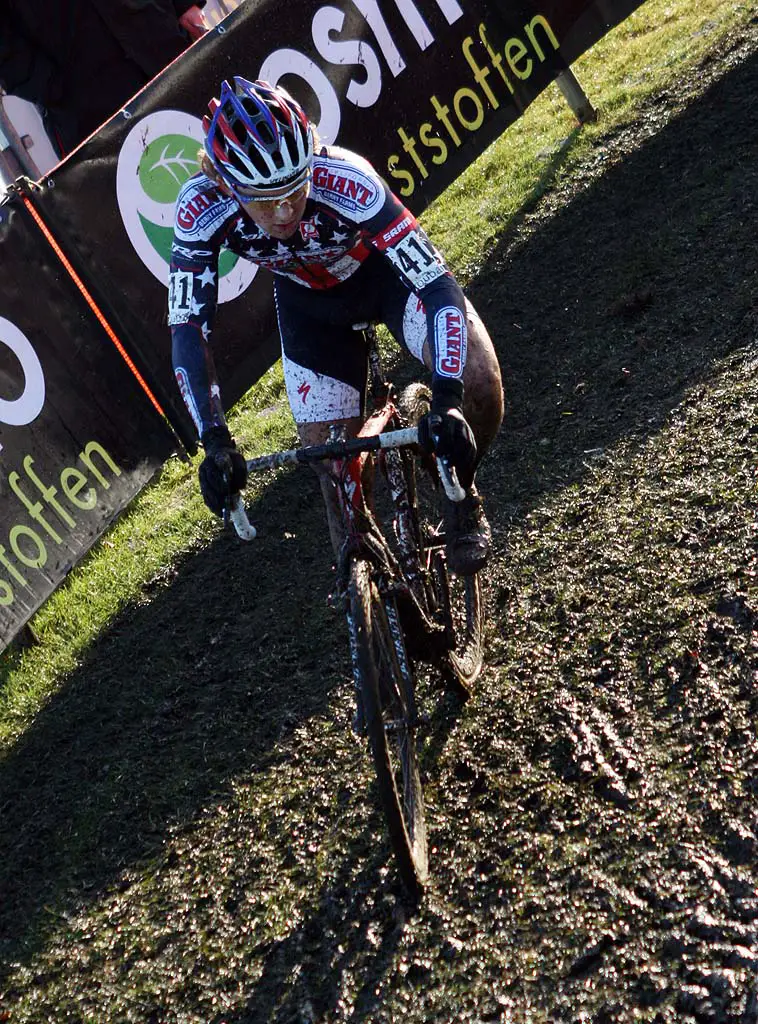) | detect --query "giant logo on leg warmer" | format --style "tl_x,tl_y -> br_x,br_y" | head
435,307 -> 466,378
